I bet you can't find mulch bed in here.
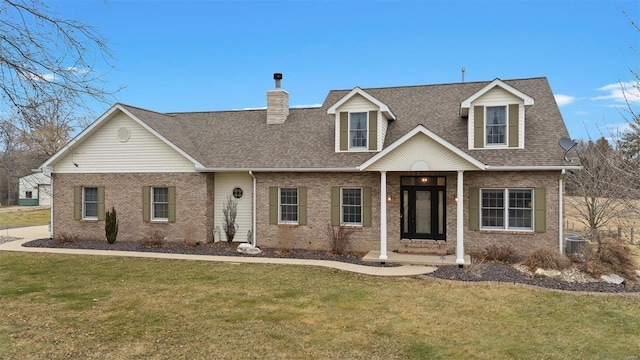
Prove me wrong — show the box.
[21,238,640,293]
[22,238,395,267]
[427,263,640,293]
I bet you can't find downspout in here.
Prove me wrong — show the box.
[50,174,53,239]
[249,171,257,247]
[558,169,565,255]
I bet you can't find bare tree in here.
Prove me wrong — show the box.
[566,138,629,249]
[0,0,119,111]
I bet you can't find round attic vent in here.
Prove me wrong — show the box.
[117,127,131,142]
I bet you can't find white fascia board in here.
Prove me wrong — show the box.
[38,104,123,170]
[327,87,396,120]
[460,79,535,110]
[195,167,360,172]
[359,125,486,171]
[117,106,205,169]
[484,165,583,171]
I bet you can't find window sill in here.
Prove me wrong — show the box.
[151,220,169,224]
[478,229,535,235]
[81,218,99,222]
[277,223,299,227]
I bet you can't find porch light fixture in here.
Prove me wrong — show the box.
[420,177,428,183]
[387,195,392,202]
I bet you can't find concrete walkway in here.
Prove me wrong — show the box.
[0,225,436,277]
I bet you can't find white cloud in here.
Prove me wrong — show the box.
[23,72,55,82]
[291,103,322,108]
[592,81,640,104]
[554,94,575,106]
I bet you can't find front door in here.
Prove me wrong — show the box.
[401,176,446,240]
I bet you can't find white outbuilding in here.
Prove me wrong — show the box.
[18,173,51,206]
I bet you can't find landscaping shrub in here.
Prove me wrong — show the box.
[55,232,78,245]
[105,207,119,244]
[143,230,166,248]
[327,224,354,256]
[523,248,572,271]
[577,238,638,281]
[222,196,238,243]
[183,227,198,247]
[477,244,519,264]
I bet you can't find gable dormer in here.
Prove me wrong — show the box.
[461,79,534,150]
[327,87,395,152]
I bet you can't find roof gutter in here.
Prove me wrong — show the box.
[195,167,360,172]
[484,165,582,171]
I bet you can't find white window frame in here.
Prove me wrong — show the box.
[480,188,533,231]
[83,186,98,220]
[485,105,508,146]
[278,187,299,224]
[341,187,363,226]
[348,112,368,149]
[151,186,169,221]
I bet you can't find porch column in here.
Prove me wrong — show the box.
[456,170,465,265]
[379,171,388,260]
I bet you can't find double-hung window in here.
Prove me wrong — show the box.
[279,187,299,224]
[152,187,169,221]
[349,112,368,149]
[486,106,506,145]
[83,187,98,219]
[481,189,532,230]
[341,188,362,225]
[25,191,33,199]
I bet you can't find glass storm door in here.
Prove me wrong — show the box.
[401,177,446,240]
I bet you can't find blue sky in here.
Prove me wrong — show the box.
[55,0,639,141]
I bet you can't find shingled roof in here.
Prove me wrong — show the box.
[120,77,571,170]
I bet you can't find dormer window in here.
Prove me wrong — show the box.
[486,106,506,145]
[349,112,368,149]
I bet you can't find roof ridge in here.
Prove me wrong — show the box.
[167,107,319,115]
[330,76,548,92]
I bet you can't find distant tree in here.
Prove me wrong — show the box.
[0,0,119,111]
[566,138,628,249]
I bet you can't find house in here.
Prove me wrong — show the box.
[18,173,51,206]
[37,74,581,264]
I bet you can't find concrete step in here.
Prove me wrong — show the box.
[397,240,449,255]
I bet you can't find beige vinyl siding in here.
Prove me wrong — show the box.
[214,173,253,242]
[469,87,525,149]
[366,132,479,171]
[54,112,196,173]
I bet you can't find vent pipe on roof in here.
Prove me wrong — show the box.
[267,73,289,124]
[461,67,466,83]
[274,73,283,88]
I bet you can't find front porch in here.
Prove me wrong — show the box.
[363,250,471,266]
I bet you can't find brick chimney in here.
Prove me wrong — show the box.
[267,73,289,124]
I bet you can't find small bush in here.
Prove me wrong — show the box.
[105,206,119,244]
[55,232,78,245]
[277,226,294,254]
[523,248,572,271]
[578,238,638,281]
[183,227,198,247]
[327,224,354,256]
[143,230,166,248]
[477,244,519,264]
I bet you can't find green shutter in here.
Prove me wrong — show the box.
[368,110,378,151]
[74,186,82,220]
[168,186,176,223]
[474,106,484,148]
[508,104,519,147]
[469,187,480,231]
[298,187,307,225]
[362,187,372,227]
[269,187,278,225]
[340,112,348,151]
[97,186,105,221]
[142,186,150,222]
[331,187,340,226]
[534,187,546,233]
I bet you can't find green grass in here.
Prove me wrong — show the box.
[0,208,50,227]
[1,253,639,359]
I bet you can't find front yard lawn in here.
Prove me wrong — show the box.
[1,253,638,359]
